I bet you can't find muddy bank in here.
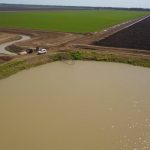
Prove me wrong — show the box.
[0,50,150,80]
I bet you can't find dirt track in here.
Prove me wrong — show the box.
[0,29,83,51]
[0,35,30,55]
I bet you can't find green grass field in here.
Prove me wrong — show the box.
[0,10,149,33]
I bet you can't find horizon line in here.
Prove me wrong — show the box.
[0,3,150,9]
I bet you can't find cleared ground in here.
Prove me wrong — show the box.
[0,32,20,44]
[94,16,150,51]
[0,10,149,33]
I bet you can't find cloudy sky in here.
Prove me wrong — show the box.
[0,0,150,8]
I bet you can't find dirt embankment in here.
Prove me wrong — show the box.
[0,55,13,63]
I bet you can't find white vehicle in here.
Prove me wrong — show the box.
[37,48,47,55]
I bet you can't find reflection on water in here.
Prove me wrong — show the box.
[0,61,150,150]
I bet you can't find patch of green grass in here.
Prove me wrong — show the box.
[0,10,149,33]
[0,60,26,79]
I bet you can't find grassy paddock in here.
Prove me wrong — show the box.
[0,50,150,80]
[0,10,149,33]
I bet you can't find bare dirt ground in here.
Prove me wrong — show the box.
[0,32,20,44]
[0,14,150,63]
[0,29,83,62]
[94,16,150,51]
[0,28,83,50]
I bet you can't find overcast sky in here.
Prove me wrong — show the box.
[0,0,150,8]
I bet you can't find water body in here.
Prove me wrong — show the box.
[0,61,150,150]
[0,35,30,55]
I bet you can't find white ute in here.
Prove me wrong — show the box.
[37,48,47,55]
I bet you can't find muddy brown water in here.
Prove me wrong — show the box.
[0,61,150,150]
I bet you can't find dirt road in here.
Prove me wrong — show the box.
[0,35,30,55]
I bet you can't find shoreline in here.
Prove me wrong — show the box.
[0,50,150,80]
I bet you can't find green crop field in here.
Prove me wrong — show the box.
[0,10,149,33]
